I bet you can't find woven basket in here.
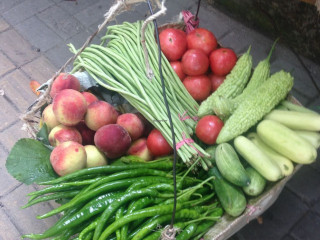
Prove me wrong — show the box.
[21,1,302,239]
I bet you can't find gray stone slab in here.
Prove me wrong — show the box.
[15,16,63,52]
[66,27,97,49]
[21,55,57,84]
[57,0,101,15]
[236,188,308,240]
[0,50,15,76]
[291,211,320,240]
[74,0,113,28]
[1,184,58,237]
[44,42,73,69]
[0,69,39,113]
[37,4,85,40]
[0,29,40,66]
[0,121,30,153]
[0,0,22,13]
[0,95,20,132]
[2,0,54,26]
[286,166,320,205]
[0,208,21,240]
[0,146,21,196]
[0,16,10,32]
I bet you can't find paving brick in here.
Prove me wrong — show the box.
[44,42,73,69]
[0,0,22,13]
[0,95,20,132]
[289,89,310,106]
[37,5,85,40]
[66,28,98,49]
[57,0,101,15]
[15,16,63,52]
[0,208,21,240]
[291,211,320,240]
[0,50,15,76]
[0,145,21,196]
[300,56,320,90]
[281,235,297,240]
[2,0,54,26]
[1,184,58,236]
[0,17,10,32]
[74,0,113,28]
[306,96,320,113]
[310,149,320,174]
[236,188,308,240]
[21,55,57,84]
[286,166,320,205]
[313,199,320,215]
[0,69,39,113]
[0,29,39,66]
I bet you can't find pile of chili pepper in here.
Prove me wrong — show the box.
[21,156,222,240]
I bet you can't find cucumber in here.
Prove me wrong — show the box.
[208,167,247,217]
[234,136,283,181]
[257,120,317,164]
[295,130,320,149]
[205,145,218,164]
[215,143,250,187]
[264,110,320,131]
[242,167,266,197]
[247,133,294,176]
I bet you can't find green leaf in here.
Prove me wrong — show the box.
[6,138,58,185]
[36,123,50,146]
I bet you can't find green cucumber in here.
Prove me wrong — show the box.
[208,167,247,217]
[295,130,320,149]
[247,132,294,177]
[234,136,283,181]
[215,143,250,187]
[242,167,266,197]
[257,120,317,164]
[264,110,320,131]
[205,145,218,165]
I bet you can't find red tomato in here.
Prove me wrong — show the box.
[209,48,237,76]
[183,75,211,102]
[208,73,226,92]
[147,129,173,157]
[159,28,187,61]
[187,28,218,55]
[170,61,186,81]
[181,49,209,76]
[195,115,224,145]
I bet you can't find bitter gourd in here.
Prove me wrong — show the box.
[216,70,294,143]
[197,46,252,117]
[212,40,278,119]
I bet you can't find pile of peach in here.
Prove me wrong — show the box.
[42,73,154,176]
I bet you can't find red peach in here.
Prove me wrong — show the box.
[75,121,95,145]
[84,145,108,168]
[94,124,131,159]
[50,73,81,98]
[50,141,87,176]
[42,104,60,132]
[135,112,153,137]
[48,124,82,147]
[82,92,99,106]
[84,101,118,131]
[53,89,87,126]
[127,138,153,161]
[116,113,145,141]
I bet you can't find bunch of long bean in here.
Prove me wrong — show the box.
[70,21,211,170]
[22,156,222,240]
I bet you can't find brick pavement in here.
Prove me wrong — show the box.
[0,1,319,239]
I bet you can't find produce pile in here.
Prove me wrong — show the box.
[6,17,320,240]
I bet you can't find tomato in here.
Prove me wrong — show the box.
[195,115,224,145]
[159,28,187,61]
[187,28,218,55]
[208,73,226,92]
[181,49,209,76]
[209,48,237,76]
[183,75,211,102]
[170,61,186,81]
[146,129,173,157]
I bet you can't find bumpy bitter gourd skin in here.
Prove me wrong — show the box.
[197,46,253,117]
[216,70,294,144]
